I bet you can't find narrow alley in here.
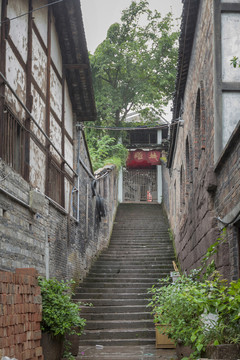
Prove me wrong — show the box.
[75,203,177,360]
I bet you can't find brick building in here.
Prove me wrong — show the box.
[165,0,240,280]
[0,0,118,282]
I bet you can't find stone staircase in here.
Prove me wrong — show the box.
[75,203,175,347]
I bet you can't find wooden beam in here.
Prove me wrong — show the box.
[0,0,8,160]
[61,67,65,208]
[24,0,33,182]
[45,6,52,197]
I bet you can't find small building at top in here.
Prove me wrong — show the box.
[118,112,169,203]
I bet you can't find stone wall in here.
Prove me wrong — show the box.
[166,0,239,280]
[0,158,118,283]
[0,268,43,360]
[162,162,170,214]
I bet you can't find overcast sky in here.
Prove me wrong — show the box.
[81,0,183,53]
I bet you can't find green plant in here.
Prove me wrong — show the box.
[87,134,128,171]
[148,229,240,359]
[38,277,86,337]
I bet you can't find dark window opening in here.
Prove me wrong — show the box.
[0,105,26,178]
[162,127,168,140]
[195,89,201,169]
[48,158,63,206]
[185,136,193,194]
[129,130,157,145]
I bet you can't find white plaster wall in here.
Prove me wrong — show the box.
[64,178,73,214]
[32,31,47,95]
[7,0,28,63]
[5,46,26,120]
[65,136,74,172]
[51,16,63,75]
[157,165,162,203]
[50,66,62,119]
[118,167,123,203]
[222,92,240,147]
[50,114,62,162]
[31,86,46,145]
[222,13,240,82]
[29,139,46,192]
[33,0,48,47]
[65,81,73,137]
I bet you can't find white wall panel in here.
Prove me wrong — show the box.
[7,0,28,63]
[31,86,46,145]
[29,139,46,192]
[50,66,62,119]
[5,46,26,120]
[51,17,62,75]
[222,92,240,148]
[50,113,62,162]
[32,31,47,96]
[64,80,73,137]
[222,13,240,82]
[32,0,48,47]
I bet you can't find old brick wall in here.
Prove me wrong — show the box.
[166,0,240,281]
[167,0,226,275]
[0,156,118,283]
[0,268,43,360]
[214,129,240,280]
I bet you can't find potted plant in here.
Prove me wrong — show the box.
[148,233,240,360]
[39,277,86,360]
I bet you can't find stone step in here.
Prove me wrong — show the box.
[78,338,155,347]
[83,275,168,283]
[79,282,158,289]
[85,273,169,280]
[91,259,173,270]
[80,305,149,313]
[74,292,151,300]
[76,203,175,349]
[76,345,176,360]
[80,328,155,341]
[78,298,150,307]
[76,287,153,294]
[82,312,153,321]
[85,319,154,330]
[88,269,172,276]
[94,256,174,262]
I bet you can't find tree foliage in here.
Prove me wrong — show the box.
[86,0,179,170]
[90,0,179,126]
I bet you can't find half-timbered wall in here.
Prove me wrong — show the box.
[0,0,118,284]
[1,0,75,209]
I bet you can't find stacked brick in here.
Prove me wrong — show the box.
[0,268,43,360]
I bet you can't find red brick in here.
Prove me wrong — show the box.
[0,337,7,348]
[27,331,34,341]
[22,349,32,360]
[33,330,42,340]
[35,347,43,356]
[0,271,9,283]
[34,340,41,347]
[0,294,7,304]
[16,268,38,277]
[9,344,16,357]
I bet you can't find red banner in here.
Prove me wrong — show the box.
[126,150,161,168]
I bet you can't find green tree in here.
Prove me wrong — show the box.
[86,0,179,170]
[90,0,179,126]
